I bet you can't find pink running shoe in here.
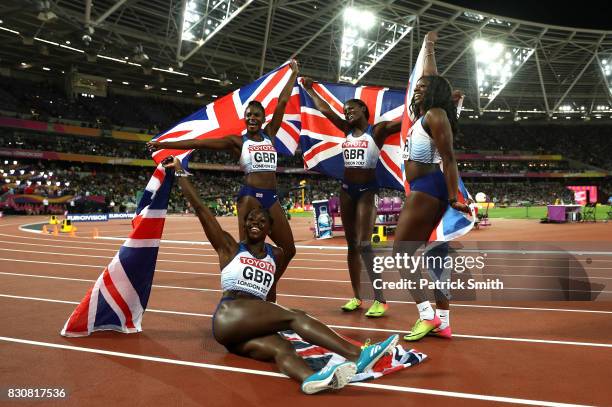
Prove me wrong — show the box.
[428,325,452,339]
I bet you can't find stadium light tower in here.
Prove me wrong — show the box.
[599,56,612,99]
[177,0,253,64]
[473,38,534,112]
[338,6,412,84]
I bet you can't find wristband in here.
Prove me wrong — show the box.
[175,170,192,177]
[448,198,457,206]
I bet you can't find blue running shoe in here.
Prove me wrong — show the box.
[301,361,357,395]
[356,334,399,373]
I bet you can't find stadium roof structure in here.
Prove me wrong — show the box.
[1,0,611,120]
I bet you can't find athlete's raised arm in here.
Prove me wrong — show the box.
[302,77,350,133]
[162,156,238,263]
[265,60,299,138]
[147,135,242,156]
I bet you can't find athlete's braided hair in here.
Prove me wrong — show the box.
[409,75,459,136]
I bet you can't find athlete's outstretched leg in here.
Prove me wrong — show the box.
[230,334,313,381]
[214,300,361,361]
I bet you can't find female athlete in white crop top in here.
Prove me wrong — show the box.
[147,60,299,302]
[163,155,400,395]
[393,32,470,343]
[302,78,401,318]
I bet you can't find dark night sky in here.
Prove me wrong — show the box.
[442,0,611,30]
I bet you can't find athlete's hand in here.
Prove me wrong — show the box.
[452,90,464,106]
[425,31,438,44]
[146,141,163,152]
[451,201,471,214]
[289,59,299,74]
[302,77,314,90]
[162,156,184,173]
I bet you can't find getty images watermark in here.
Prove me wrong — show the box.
[371,251,503,291]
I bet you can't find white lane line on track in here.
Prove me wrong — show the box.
[0,248,348,270]
[17,223,351,251]
[0,294,212,317]
[6,229,612,262]
[3,238,612,267]
[1,266,612,314]
[2,247,611,274]
[0,240,349,262]
[0,335,592,407]
[2,257,612,285]
[19,223,612,256]
[2,293,612,349]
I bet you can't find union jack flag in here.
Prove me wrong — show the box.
[61,165,174,336]
[299,82,405,189]
[300,39,473,241]
[150,63,302,167]
[281,331,427,382]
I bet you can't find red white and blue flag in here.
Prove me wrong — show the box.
[149,63,301,167]
[300,39,473,241]
[61,39,472,336]
[281,331,427,382]
[61,165,174,336]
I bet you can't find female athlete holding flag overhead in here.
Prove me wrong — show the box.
[395,32,470,341]
[163,155,399,395]
[301,78,401,318]
[147,60,299,303]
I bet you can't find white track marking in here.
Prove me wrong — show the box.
[2,293,612,348]
[4,240,612,268]
[1,265,612,314]
[0,294,211,318]
[0,335,593,406]
[2,257,612,286]
[0,248,348,269]
[8,227,612,259]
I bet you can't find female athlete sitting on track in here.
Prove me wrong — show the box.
[394,32,470,342]
[147,61,299,303]
[301,79,401,318]
[163,155,399,395]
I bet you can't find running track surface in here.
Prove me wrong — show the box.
[1,215,611,407]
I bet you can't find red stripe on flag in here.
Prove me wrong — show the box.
[153,149,191,164]
[303,114,344,137]
[297,347,333,358]
[380,150,402,180]
[359,86,381,125]
[314,83,343,113]
[155,130,192,142]
[152,167,165,183]
[303,141,337,163]
[429,226,438,241]
[256,67,290,106]
[129,217,165,239]
[64,286,94,334]
[102,268,135,329]
[280,121,299,143]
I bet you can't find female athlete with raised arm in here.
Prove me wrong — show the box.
[301,79,401,317]
[148,61,299,302]
[163,156,399,394]
[395,33,470,341]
